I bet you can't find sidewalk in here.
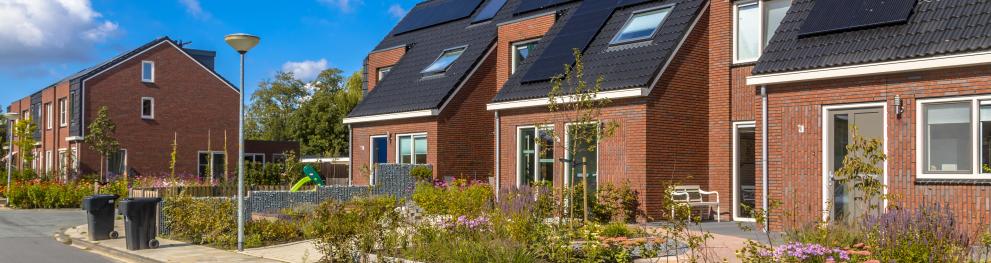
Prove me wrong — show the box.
[63,221,281,263]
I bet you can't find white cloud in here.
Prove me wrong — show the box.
[388,4,408,19]
[0,0,119,70]
[282,59,329,81]
[178,0,210,20]
[318,0,363,13]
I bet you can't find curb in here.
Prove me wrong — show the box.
[58,228,163,263]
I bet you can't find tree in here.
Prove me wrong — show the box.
[543,49,619,223]
[85,106,120,181]
[12,117,38,172]
[294,69,364,156]
[0,109,7,169]
[245,71,309,141]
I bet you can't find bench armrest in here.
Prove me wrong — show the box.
[699,190,719,203]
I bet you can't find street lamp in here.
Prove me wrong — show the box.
[4,112,18,198]
[225,33,259,252]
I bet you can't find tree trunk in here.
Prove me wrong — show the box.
[582,157,589,223]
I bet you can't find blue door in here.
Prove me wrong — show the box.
[371,137,388,185]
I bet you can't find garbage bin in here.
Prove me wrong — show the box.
[119,197,162,250]
[81,194,119,241]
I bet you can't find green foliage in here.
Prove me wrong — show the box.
[309,196,406,262]
[411,180,493,217]
[162,195,308,249]
[6,177,126,209]
[246,71,308,142]
[784,222,864,249]
[599,222,635,238]
[85,106,120,179]
[12,117,37,170]
[596,183,640,223]
[832,125,887,222]
[409,166,433,182]
[244,152,301,185]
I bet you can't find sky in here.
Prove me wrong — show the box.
[0,0,415,109]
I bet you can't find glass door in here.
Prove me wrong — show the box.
[827,107,883,223]
[734,123,756,220]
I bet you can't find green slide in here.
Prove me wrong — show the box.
[290,165,326,192]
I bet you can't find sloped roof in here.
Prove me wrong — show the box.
[492,0,707,102]
[753,0,991,75]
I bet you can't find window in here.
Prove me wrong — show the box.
[198,151,226,178]
[733,0,791,63]
[611,7,672,44]
[245,153,265,165]
[45,150,52,173]
[566,123,599,192]
[58,149,67,171]
[107,149,127,176]
[377,66,393,81]
[511,39,539,74]
[397,134,427,164]
[58,98,67,127]
[917,96,991,180]
[141,97,154,119]
[518,126,554,186]
[422,47,466,75]
[45,103,53,130]
[142,61,155,82]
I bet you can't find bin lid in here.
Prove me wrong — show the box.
[82,194,119,211]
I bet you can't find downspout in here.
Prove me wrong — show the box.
[494,111,501,198]
[348,124,353,186]
[760,86,769,232]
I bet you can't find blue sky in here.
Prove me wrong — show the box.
[0,0,414,109]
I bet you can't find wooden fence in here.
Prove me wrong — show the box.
[130,185,316,198]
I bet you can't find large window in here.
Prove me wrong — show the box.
[518,126,554,186]
[610,7,672,44]
[734,0,791,63]
[566,123,599,192]
[917,97,991,180]
[511,39,539,74]
[422,47,466,75]
[142,61,155,82]
[45,103,53,130]
[107,149,127,176]
[58,98,67,127]
[397,134,427,164]
[198,151,226,178]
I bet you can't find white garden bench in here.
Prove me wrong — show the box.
[671,185,720,222]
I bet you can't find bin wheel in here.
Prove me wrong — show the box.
[109,231,119,239]
[148,239,160,249]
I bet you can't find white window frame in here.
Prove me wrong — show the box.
[396,133,428,165]
[915,95,991,180]
[58,98,67,127]
[141,97,155,120]
[57,148,67,170]
[732,0,790,64]
[106,149,127,176]
[245,153,266,166]
[141,61,155,83]
[45,150,52,173]
[198,151,226,178]
[369,135,388,185]
[377,66,393,81]
[609,5,674,45]
[516,125,554,187]
[821,102,888,221]
[732,121,757,222]
[563,122,601,187]
[511,39,540,74]
[45,103,53,130]
[421,46,467,75]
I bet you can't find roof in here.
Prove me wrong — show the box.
[492,0,707,102]
[753,0,991,75]
[348,0,508,118]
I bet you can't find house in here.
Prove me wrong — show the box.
[743,0,991,231]
[6,37,287,180]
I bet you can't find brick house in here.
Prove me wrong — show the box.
[5,37,283,180]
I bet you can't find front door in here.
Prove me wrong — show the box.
[733,123,756,220]
[371,136,388,184]
[826,107,883,223]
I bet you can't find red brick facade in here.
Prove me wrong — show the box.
[365,46,406,93]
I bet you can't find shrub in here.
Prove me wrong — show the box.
[409,166,433,182]
[785,222,864,249]
[597,183,640,223]
[862,204,972,262]
[599,222,635,238]
[309,196,406,262]
[6,179,124,209]
[162,195,307,249]
[412,179,493,217]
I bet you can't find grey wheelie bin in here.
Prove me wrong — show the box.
[81,194,120,241]
[120,197,162,250]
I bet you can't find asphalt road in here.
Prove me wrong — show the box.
[0,209,116,263]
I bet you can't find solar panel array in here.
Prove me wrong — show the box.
[798,0,917,37]
[393,0,485,35]
[520,0,658,83]
[514,0,576,14]
[472,0,508,23]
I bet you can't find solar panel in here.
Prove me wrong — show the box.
[472,0,508,23]
[798,0,917,37]
[393,0,484,35]
[514,0,576,15]
[520,0,619,82]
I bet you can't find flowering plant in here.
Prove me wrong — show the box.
[439,215,491,232]
[760,242,849,263]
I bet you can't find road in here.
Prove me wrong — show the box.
[0,209,116,263]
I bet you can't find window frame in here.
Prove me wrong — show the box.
[141,97,155,120]
[377,66,393,81]
[369,135,389,186]
[396,133,428,165]
[45,103,53,130]
[915,95,991,180]
[421,46,468,75]
[511,39,540,74]
[198,151,226,178]
[732,0,791,64]
[58,98,67,127]
[45,150,52,173]
[516,125,555,187]
[563,122,601,187]
[609,5,674,45]
[141,61,155,83]
[107,149,127,176]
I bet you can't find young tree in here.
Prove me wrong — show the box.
[13,117,38,173]
[833,126,886,223]
[543,49,619,223]
[85,106,120,181]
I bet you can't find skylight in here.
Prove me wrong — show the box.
[610,7,672,44]
[422,47,466,75]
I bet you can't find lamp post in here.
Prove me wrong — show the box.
[4,112,18,198]
[225,33,259,252]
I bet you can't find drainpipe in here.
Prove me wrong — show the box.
[348,124,353,186]
[761,86,769,233]
[494,111,501,198]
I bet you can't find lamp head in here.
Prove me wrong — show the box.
[224,33,260,53]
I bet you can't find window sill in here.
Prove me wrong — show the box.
[916,176,991,185]
[141,117,155,120]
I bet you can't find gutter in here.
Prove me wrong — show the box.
[494,111,501,198]
[761,86,769,232]
[348,124,353,186]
